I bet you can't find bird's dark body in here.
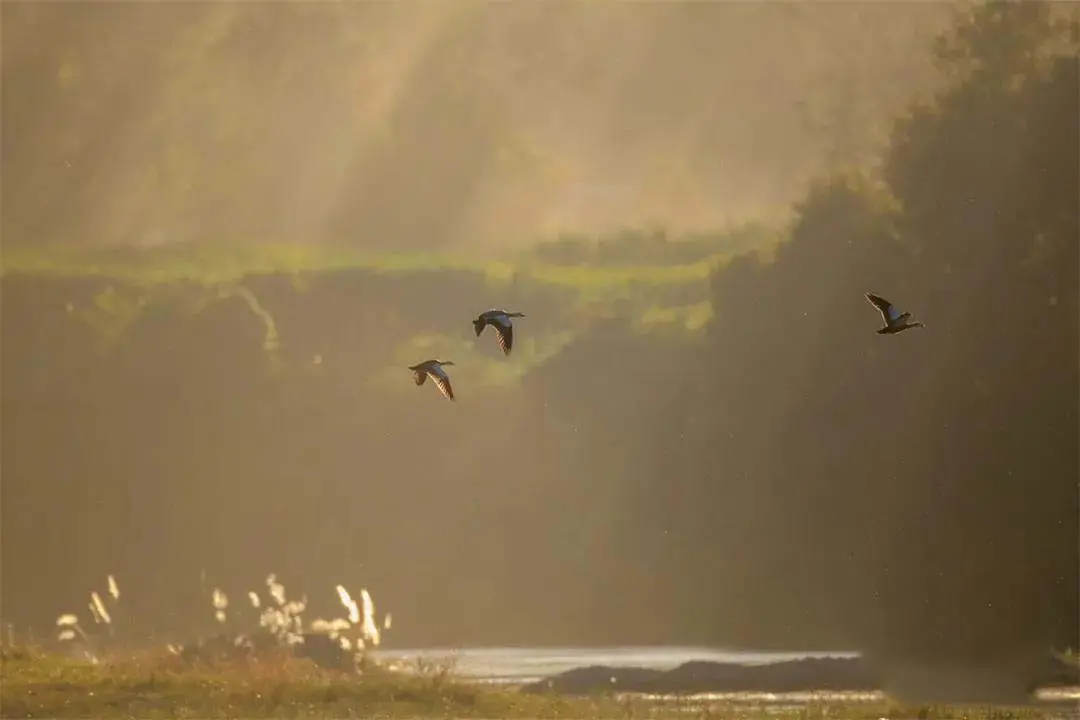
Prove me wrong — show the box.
[865,292,925,334]
[408,359,455,401]
[473,309,524,356]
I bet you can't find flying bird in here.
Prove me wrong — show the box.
[408,359,456,401]
[473,309,525,356]
[865,292,925,334]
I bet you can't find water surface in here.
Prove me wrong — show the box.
[368,645,1080,715]
[370,646,859,684]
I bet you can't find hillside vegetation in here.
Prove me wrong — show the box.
[1,224,775,390]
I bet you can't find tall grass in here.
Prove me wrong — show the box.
[46,571,392,673]
[1,570,660,718]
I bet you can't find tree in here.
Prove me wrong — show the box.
[639,0,1078,660]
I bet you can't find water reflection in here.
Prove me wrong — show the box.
[372,645,858,683]
[368,646,1080,715]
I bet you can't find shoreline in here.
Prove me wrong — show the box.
[5,643,1079,720]
[369,647,1080,705]
[512,655,1080,705]
[34,637,1080,704]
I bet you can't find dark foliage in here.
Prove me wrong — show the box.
[614,0,1078,668]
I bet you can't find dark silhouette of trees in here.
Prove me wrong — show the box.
[620,0,1078,663]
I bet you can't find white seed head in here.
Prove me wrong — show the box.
[107,575,120,601]
[211,588,229,610]
[336,585,360,624]
[267,574,286,606]
[360,589,380,646]
[90,591,112,625]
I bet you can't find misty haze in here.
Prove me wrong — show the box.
[1,0,1077,711]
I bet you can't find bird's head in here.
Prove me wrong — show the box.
[438,360,456,367]
[508,312,526,318]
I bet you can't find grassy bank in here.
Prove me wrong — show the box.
[0,646,1064,720]
[0,645,643,719]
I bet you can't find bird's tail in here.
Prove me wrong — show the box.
[473,318,486,337]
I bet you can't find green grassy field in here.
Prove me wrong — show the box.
[1,645,641,720]
[0,645,1065,720]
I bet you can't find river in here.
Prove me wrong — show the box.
[370,645,860,685]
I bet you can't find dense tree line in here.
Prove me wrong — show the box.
[533,0,1078,663]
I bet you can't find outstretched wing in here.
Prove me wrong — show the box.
[429,370,455,401]
[493,322,513,356]
[865,293,896,323]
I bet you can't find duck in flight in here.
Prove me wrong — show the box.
[408,359,456,401]
[865,292,925,334]
[473,309,525,356]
